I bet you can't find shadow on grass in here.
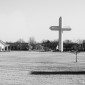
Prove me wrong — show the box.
[31,71,85,75]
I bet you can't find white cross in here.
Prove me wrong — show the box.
[49,16,71,52]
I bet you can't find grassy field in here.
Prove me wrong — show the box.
[0,51,85,85]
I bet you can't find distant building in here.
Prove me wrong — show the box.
[0,40,9,51]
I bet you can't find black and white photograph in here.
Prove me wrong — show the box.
[0,0,85,85]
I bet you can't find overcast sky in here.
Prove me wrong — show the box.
[0,0,85,42]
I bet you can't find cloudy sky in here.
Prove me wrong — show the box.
[0,0,85,42]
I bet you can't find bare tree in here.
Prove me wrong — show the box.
[29,37,36,45]
[28,37,36,50]
[71,43,81,62]
[16,38,25,43]
[64,40,72,44]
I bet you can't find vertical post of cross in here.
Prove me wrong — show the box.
[59,17,63,52]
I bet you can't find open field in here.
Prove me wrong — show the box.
[0,51,85,85]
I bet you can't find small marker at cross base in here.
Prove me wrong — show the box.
[49,16,71,52]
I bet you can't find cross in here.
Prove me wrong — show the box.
[49,16,71,52]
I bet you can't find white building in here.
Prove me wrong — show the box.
[0,40,9,51]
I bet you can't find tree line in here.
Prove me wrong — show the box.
[6,38,85,52]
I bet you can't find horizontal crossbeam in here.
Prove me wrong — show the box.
[62,28,71,31]
[49,26,60,30]
[50,26,71,31]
